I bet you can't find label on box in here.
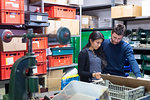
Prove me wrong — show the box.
[10,15,15,18]
[33,66,38,74]
[12,3,19,8]
[33,41,40,48]
[37,16,42,21]
[6,2,19,8]
[6,57,14,65]
[82,18,88,24]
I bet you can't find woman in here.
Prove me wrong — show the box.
[78,31,107,82]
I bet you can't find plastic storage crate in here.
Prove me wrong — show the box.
[0,65,11,80]
[25,21,50,27]
[34,62,47,75]
[50,47,73,56]
[25,12,48,22]
[61,74,79,89]
[27,37,48,50]
[33,49,46,63]
[0,10,24,25]
[141,55,150,60]
[52,81,109,100]
[48,54,72,67]
[0,0,24,10]
[0,51,25,66]
[44,6,76,19]
[93,80,145,100]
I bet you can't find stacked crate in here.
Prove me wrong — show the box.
[0,35,26,80]
[0,0,24,25]
[26,37,48,75]
[70,37,80,69]
[48,47,73,68]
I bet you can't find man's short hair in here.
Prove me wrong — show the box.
[112,24,126,35]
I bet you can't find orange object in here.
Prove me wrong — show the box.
[34,49,46,63]
[44,6,76,19]
[0,10,24,25]
[0,0,24,10]
[35,62,47,75]
[0,65,11,80]
[49,44,68,48]
[27,37,48,50]
[48,55,72,67]
[0,51,25,66]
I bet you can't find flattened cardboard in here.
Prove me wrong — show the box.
[101,74,150,93]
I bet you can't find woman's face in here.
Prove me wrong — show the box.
[90,38,103,50]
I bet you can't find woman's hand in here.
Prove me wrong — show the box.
[92,72,101,79]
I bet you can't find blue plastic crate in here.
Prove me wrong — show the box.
[61,76,79,89]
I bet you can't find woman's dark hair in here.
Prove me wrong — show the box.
[83,31,107,69]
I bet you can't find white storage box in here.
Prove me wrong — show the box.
[52,81,110,100]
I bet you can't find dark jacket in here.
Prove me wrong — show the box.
[78,48,93,82]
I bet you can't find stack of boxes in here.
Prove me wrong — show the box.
[26,37,48,75]
[0,35,26,80]
[70,37,80,64]
[111,5,142,19]
[0,0,24,25]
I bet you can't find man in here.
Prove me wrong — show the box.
[102,24,141,78]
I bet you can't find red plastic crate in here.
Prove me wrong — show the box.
[0,0,24,10]
[0,65,11,80]
[33,49,46,63]
[49,44,68,48]
[27,37,48,50]
[0,51,25,66]
[34,62,47,75]
[48,54,72,67]
[0,9,24,25]
[44,6,76,19]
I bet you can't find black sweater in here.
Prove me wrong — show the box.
[78,48,93,82]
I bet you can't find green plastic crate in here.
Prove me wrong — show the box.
[50,47,73,56]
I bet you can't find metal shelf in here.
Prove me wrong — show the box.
[133,47,150,51]
[0,80,9,84]
[113,16,150,21]
[48,63,78,70]
[81,3,122,11]
[71,35,80,37]
[82,27,112,31]
[30,0,79,8]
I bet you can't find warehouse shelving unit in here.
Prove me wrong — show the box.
[81,2,122,32]
[29,0,80,70]
[48,63,78,70]
[112,0,150,75]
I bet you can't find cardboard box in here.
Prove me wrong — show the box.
[30,0,56,3]
[71,19,79,35]
[0,37,26,52]
[45,20,56,34]
[111,5,142,18]
[55,0,67,4]
[111,6,123,18]
[47,70,63,91]
[122,5,142,17]
[61,19,79,35]
[82,15,91,28]
[142,0,150,16]
[45,19,79,35]
[101,74,150,93]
